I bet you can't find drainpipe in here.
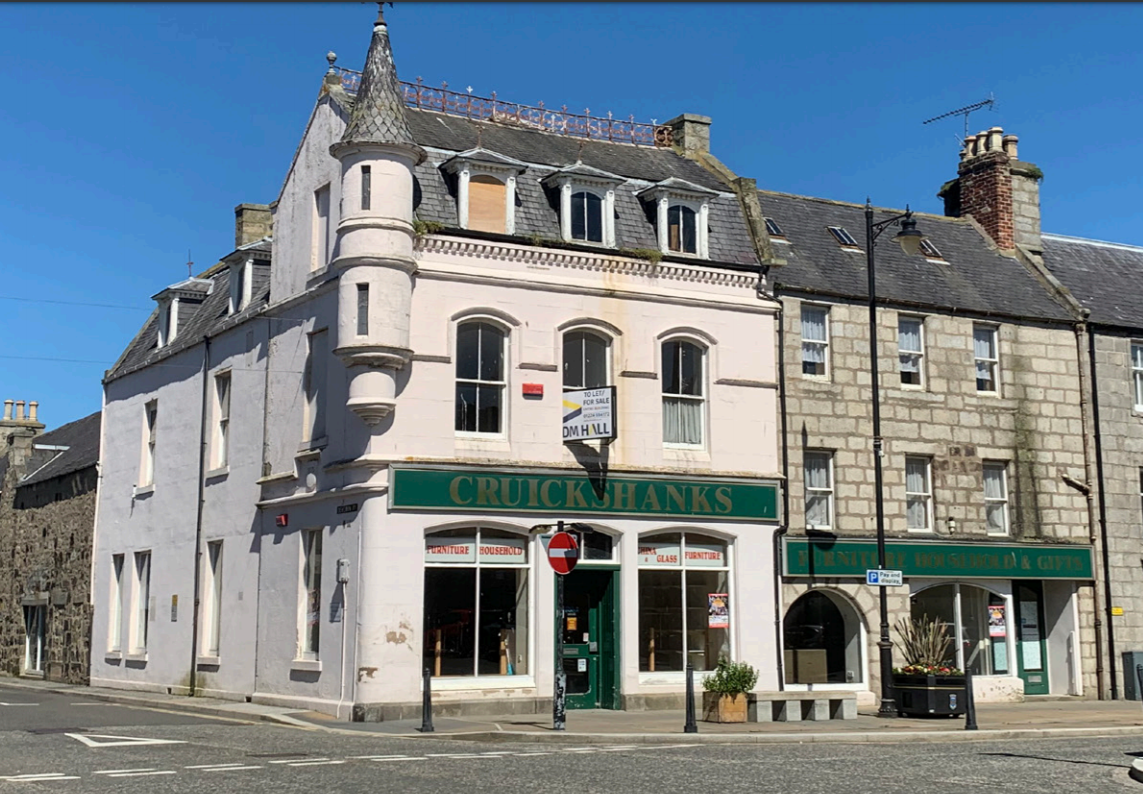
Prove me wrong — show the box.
[1087,321,1118,699]
[189,335,211,696]
[772,291,790,690]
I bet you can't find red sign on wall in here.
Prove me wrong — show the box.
[547,532,579,575]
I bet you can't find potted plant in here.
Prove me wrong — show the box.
[891,614,966,718]
[701,657,758,723]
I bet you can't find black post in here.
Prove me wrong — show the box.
[554,521,566,731]
[867,200,897,719]
[419,666,434,733]
[964,665,977,731]
[684,663,698,733]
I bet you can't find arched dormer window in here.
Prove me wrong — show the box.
[443,149,527,236]
[638,178,719,259]
[543,164,623,247]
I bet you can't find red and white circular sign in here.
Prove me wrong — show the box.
[547,531,579,575]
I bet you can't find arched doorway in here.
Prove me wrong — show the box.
[783,590,863,685]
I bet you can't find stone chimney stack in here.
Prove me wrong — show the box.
[666,113,712,156]
[938,126,1043,255]
[1,397,46,471]
[234,203,272,248]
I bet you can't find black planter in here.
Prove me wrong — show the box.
[892,673,967,717]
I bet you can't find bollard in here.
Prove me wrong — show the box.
[963,665,977,731]
[684,663,698,733]
[420,666,434,733]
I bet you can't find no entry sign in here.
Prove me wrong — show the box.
[547,531,579,575]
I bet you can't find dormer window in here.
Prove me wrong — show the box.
[638,178,718,259]
[152,278,211,348]
[543,164,623,248]
[443,149,527,236]
[157,298,178,348]
[229,258,252,315]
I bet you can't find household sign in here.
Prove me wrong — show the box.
[866,569,903,586]
[548,532,579,575]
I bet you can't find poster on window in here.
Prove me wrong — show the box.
[477,537,527,564]
[988,605,1006,638]
[685,543,726,568]
[424,538,476,564]
[638,540,681,567]
[708,593,729,629]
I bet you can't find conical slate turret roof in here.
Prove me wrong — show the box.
[338,5,420,155]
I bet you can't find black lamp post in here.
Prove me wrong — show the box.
[865,198,925,719]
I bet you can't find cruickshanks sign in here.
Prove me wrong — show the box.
[390,465,780,522]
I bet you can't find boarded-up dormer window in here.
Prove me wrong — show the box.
[468,175,507,234]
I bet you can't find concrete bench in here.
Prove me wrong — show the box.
[747,691,858,722]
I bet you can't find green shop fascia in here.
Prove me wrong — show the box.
[782,536,1094,580]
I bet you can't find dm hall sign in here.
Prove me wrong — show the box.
[390,465,780,522]
[783,537,1094,581]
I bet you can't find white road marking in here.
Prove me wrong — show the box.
[0,773,73,780]
[202,766,262,773]
[349,755,413,760]
[285,760,346,767]
[424,753,494,759]
[478,751,517,756]
[0,702,37,707]
[107,770,177,778]
[94,769,158,775]
[185,763,248,770]
[368,758,425,763]
[268,757,327,764]
[68,703,103,707]
[512,752,553,756]
[66,733,186,748]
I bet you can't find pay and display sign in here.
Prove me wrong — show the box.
[866,569,904,586]
[562,386,617,443]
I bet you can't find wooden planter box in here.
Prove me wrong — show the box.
[892,674,966,717]
[702,692,749,723]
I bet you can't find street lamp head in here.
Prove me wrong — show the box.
[893,210,926,256]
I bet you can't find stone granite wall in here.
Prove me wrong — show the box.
[780,295,1097,697]
[0,466,96,684]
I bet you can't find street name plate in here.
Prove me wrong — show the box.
[866,569,903,586]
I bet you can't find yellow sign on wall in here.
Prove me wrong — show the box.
[1112,606,1125,616]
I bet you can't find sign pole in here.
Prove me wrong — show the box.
[554,521,566,731]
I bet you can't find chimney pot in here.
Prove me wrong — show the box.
[1002,134,1019,159]
[28,401,38,422]
[15,400,25,421]
[987,127,1004,153]
[2,400,12,421]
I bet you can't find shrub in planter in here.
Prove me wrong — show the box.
[701,657,758,723]
[891,614,965,717]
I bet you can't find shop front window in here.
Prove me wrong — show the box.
[783,590,863,685]
[424,528,529,677]
[638,532,730,673]
[910,584,1009,676]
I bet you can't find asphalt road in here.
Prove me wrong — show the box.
[2,684,1142,793]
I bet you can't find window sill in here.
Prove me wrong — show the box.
[291,659,322,673]
[125,652,148,663]
[133,484,155,498]
[20,670,45,679]
[456,435,511,452]
[104,651,123,662]
[664,446,710,461]
[196,655,221,667]
[298,436,328,454]
[257,471,296,485]
[799,375,833,386]
[639,671,691,686]
[430,675,536,692]
[205,466,229,481]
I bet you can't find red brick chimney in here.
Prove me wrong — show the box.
[938,127,1042,255]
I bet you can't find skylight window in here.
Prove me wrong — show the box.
[920,238,945,260]
[765,218,786,238]
[827,226,860,247]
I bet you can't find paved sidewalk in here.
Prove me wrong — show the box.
[6,674,1143,744]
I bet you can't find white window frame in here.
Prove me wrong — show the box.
[455,320,509,438]
[202,541,223,659]
[661,337,706,450]
[312,183,332,271]
[423,527,533,684]
[140,400,158,487]
[298,529,323,661]
[212,371,231,470]
[898,315,925,389]
[157,298,178,348]
[800,304,830,379]
[974,324,1000,394]
[562,329,612,391]
[637,531,734,682]
[109,554,125,653]
[983,461,1010,536]
[132,550,151,654]
[905,456,933,533]
[1132,342,1143,411]
[446,158,524,236]
[559,182,617,247]
[804,450,835,531]
[229,257,252,315]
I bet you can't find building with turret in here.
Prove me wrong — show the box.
[89,8,784,719]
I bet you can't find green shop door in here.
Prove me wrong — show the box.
[561,569,619,710]
[1015,581,1050,695]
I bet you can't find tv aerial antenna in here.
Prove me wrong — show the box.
[923,94,996,145]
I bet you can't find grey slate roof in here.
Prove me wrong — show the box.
[105,256,271,382]
[761,191,1073,322]
[339,10,418,152]
[19,411,101,487]
[401,108,758,266]
[1041,234,1143,328]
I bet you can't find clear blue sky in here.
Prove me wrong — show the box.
[3,2,1141,429]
